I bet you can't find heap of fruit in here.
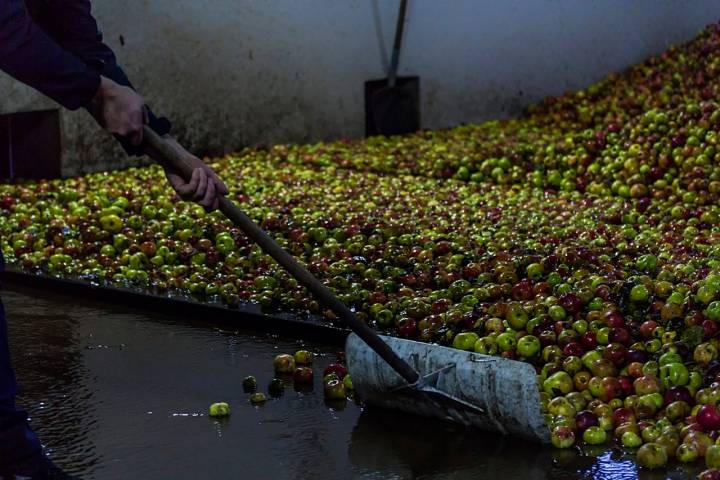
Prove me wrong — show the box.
[5,21,720,472]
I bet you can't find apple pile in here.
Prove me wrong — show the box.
[4,21,720,471]
[271,23,720,202]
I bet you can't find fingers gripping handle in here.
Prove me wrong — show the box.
[142,126,195,179]
[141,126,421,385]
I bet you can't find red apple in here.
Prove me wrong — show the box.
[323,363,348,379]
[293,367,314,384]
[612,407,636,426]
[698,404,720,432]
[639,320,659,339]
[575,410,599,432]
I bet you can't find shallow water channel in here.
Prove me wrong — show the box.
[2,284,706,479]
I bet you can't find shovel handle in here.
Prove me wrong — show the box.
[387,0,408,88]
[142,126,420,384]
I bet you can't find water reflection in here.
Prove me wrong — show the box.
[349,408,553,479]
[5,289,99,477]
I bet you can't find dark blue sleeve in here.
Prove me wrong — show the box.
[0,0,101,110]
[37,0,171,155]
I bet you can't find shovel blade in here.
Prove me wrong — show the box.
[364,76,420,137]
[345,333,550,443]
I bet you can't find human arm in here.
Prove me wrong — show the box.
[28,0,228,208]
[32,0,170,149]
[0,0,101,110]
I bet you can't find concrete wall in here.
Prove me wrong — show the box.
[1,0,719,176]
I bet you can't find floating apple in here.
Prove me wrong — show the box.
[250,392,267,405]
[583,426,607,445]
[294,350,313,365]
[324,379,346,400]
[242,375,257,393]
[293,367,314,384]
[636,443,668,469]
[323,363,348,379]
[551,425,575,449]
[273,354,296,374]
[208,402,230,417]
[268,378,284,398]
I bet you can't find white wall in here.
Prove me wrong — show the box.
[1,1,719,175]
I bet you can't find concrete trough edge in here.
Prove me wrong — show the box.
[0,267,350,346]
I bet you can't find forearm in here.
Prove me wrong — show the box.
[0,0,100,110]
[40,0,171,153]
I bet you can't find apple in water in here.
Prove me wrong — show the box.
[323,363,348,379]
[273,354,296,373]
[550,426,575,449]
[636,443,668,469]
[250,392,267,405]
[208,402,230,417]
[324,379,347,400]
[242,375,257,392]
[293,367,314,384]
[294,350,314,365]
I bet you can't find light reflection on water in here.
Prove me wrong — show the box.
[2,284,703,479]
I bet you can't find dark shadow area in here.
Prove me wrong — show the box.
[0,110,61,181]
[365,76,420,137]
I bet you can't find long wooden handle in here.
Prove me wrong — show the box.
[387,0,408,88]
[142,126,420,384]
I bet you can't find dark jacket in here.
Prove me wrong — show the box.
[0,0,170,154]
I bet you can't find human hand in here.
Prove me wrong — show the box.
[90,76,147,145]
[159,136,229,211]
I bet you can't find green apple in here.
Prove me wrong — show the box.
[294,350,313,365]
[496,331,516,352]
[636,443,668,469]
[659,362,689,389]
[100,214,123,233]
[676,442,700,463]
[250,393,267,405]
[343,374,354,391]
[517,335,541,358]
[242,375,257,392]
[543,371,574,397]
[621,431,642,448]
[707,445,720,469]
[208,402,230,417]
[583,426,607,445]
[324,379,346,400]
[453,332,479,351]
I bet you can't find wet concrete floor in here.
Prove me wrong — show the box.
[2,284,704,479]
